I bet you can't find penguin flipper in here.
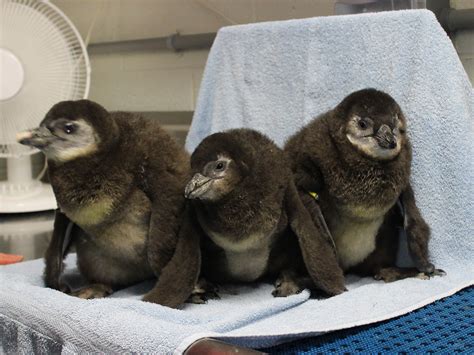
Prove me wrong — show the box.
[285,181,346,296]
[143,204,201,307]
[44,209,75,292]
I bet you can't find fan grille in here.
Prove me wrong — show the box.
[0,0,90,157]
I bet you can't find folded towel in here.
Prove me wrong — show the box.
[1,9,473,353]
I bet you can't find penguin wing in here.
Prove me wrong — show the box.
[292,154,325,193]
[44,209,76,292]
[400,184,440,274]
[143,203,201,307]
[285,181,346,296]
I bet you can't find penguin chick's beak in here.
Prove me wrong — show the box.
[185,173,213,199]
[16,127,53,149]
[375,124,397,150]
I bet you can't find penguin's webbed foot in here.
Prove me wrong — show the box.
[416,263,446,278]
[272,279,303,297]
[70,284,113,299]
[374,266,446,283]
[272,270,305,297]
[187,278,220,304]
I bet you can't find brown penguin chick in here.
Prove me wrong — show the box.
[17,100,199,307]
[285,88,445,282]
[184,128,345,300]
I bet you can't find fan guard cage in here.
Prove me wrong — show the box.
[0,0,90,157]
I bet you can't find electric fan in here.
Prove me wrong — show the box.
[0,0,90,213]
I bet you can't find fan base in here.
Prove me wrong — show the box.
[0,182,57,213]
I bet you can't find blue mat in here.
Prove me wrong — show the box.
[263,286,473,353]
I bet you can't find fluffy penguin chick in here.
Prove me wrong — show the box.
[285,88,445,282]
[17,100,199,307]
[185,128,345,299]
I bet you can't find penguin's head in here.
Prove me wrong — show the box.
[185,130,258,202]
[332,88,407,161]
[185,129,286,203]
[16,100,118,163]
[184,153,244,202]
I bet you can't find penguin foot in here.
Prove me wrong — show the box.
[272,280,303,297]
[70,284,113,299]
[187,278,220,304]
[272,272,304,297]
[374,266,445,283]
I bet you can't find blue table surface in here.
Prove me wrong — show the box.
[262,286,473,354]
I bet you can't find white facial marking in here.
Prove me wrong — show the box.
[345,113,403,160]
[54,143,99,162]
[46,119,100,162]
[346,133,401,160]
[346,134,377,155]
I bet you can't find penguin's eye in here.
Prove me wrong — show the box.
[63,123,76,134]
[215,161,226,171]
[358,119,368,129]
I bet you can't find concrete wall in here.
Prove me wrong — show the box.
[453,30,474,83]
[50,0,472,115]
[451,0,474,82]
[52,0,336,113]
[89,50,208,112]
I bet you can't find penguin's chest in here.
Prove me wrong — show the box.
[206,230,272,282]
[224,247,270,282]
[63,197,115,226]
[74,190,153,284]
[327,167,403,207]
[76,217,153,285]
[331,217,383,270]
[327,203,391,270]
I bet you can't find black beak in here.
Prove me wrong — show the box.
[16,127,53,149]
[375,124,397,150]
[185,173,212,199]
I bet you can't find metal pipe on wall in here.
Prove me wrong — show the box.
[439,9,474,32]
[87,33,217,54]
[87,9,473,55]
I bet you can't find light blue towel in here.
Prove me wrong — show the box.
[1,9,473,353]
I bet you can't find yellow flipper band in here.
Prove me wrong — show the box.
[308,191,319,200]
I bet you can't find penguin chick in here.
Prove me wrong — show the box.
[285,88,445,282]
[17,100,199,307]
[185,128,346,299]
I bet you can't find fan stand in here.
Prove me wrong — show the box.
[0,156,57,213]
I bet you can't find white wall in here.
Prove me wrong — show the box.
[50,0,472,114]
[453,30,474,83]
[451,1,474,82]
[89,50,208,112]
[52,0,336,41]
[52,0,336,112]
